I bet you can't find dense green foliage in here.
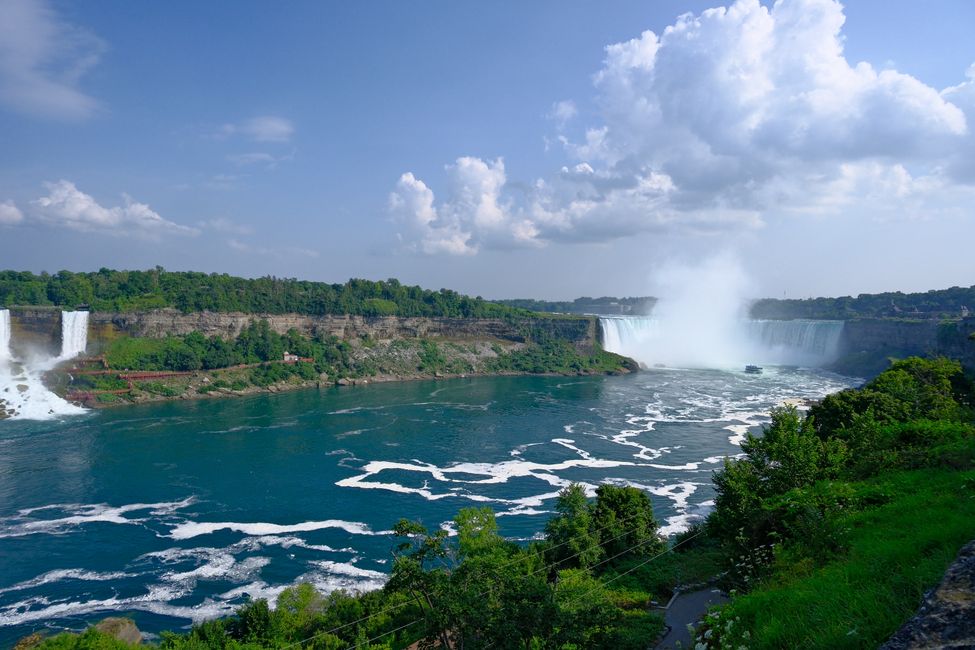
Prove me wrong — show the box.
[103,321,352,374]
[750,285,975,320]
[496,296,656,316]
[88,321,631,397]
[693,356,975,648]
[34,486,667,650]
[0,269,531,317]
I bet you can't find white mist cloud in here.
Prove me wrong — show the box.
[0,0,105,120]
[392,0,975,255]
[0,200,24,225]
[29,180,198,238]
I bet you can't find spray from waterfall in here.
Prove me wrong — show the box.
[0,309,87,421]
[598,255,844,369]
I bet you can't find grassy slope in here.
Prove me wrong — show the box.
[710,466,975,649]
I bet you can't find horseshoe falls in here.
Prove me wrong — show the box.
[599,316,844,368]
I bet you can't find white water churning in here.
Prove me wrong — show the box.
[600,316,844,369]
[0,310,87,420]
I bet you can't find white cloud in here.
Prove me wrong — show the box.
[29,180,198,237]
[220,116,295,143]
[0,200,24,225]
[548,100,577,128]
[391,0,975,254]
[0,0,104,120]
[390,158,544,255]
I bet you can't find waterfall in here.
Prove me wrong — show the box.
[59,311,89,360]
[600,316,844,369]
[0,309,10,361]
[745,320,844,364]
[0,309,87,420]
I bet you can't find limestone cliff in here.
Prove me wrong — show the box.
[5,307,599,353]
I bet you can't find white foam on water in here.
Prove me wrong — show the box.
[313,560,385,581]
[0,498,196,538]
[167,519,390,540]
[164,555,270,586]
[0,569,137,596]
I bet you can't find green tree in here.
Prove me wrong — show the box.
[544,484,603,570]
[592,484,664,560]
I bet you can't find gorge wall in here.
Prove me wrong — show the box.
[4,308,599,354]
[832,317,975,377]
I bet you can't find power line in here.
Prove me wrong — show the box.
[344,530,706,650]
[342,617,423,650]
[562,529,705,609]
[279,509,657,649]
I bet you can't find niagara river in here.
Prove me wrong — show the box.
[0,364,855,644]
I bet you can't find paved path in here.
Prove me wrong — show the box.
[655,588,728,649]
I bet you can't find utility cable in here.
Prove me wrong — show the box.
[279,509,656,649]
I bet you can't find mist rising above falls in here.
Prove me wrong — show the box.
[599,255,845,369]
[600,316,844,369]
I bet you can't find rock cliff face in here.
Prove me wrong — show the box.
[6,307,61,356]
[880,539,975,649]
[4,308,599,353]
[831,318,975,377]
[90,310,597,350]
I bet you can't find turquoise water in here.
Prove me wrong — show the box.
[0,369,855,644]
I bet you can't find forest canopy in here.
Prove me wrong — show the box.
[0,268,531,318]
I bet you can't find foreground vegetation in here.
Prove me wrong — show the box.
[31,356,975,649]
[0,269,532,317]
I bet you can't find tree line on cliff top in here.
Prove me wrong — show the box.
[0,269,532,318]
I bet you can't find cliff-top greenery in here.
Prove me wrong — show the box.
[749,285,975,320]
[0,268,535,318]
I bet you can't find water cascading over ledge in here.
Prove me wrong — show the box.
[58,311,89,360]
[0,309,88,420]
[599,315,844,369]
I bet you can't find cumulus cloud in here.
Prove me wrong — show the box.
[219,116,295,143]
[392,0,975,255]
[389,158,542,255]
[0,0,105,120]
[29,180,198,237]
[0,200,24,225]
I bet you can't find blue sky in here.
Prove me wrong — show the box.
[1,0,974,300]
